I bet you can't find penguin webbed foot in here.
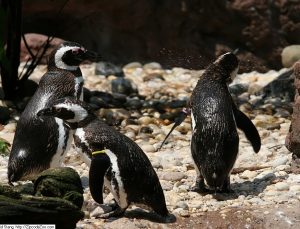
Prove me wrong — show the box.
[190,179,209,194]
[108,199,119,211]
[99,205,125,219]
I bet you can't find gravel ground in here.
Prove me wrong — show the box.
[0,63,299,228]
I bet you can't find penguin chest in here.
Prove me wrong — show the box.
[49,118,73,167]
[104,149,128,209]
[75,76,84,100]
[73,128,92,167]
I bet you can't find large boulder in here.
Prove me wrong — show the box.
[286,61,300,165]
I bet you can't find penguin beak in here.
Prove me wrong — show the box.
[82,50,100,62]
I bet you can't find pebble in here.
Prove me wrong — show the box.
[140,144,155,153]
[271,157,289,167]
[240,170,257,179]
[175,201,189,210]
[290,185,300,192]
[172,208,190,217]
[159,171,186,182]
[274,182,289,191]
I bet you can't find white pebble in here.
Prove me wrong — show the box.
[275,182,289,191]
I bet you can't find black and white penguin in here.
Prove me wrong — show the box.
[189,52,261,193]
[37,97,171,220]
[8,42,98,183]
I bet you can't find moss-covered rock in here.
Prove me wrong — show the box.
[34,167,84,208]
[0,167,84,228]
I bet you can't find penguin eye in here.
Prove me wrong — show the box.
[72,49,80,55]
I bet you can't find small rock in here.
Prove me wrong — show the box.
[123,62,142,69]
[95,61,123,77]
[290,185,300,192]
[139,126,153,134]
[90,205,112,218]
[172,208,190,217]
[80,176,89,188]
[281,45,300,68]
[159,171,186,182]
[160,180,173,191]
[111,78,138,96]
[272,157,289,167]
[138,116,154,125]
[143,73,164,82]
[143,62,162,70]
[140,144,155,153]
[240,170,257,179]
[175,201,189,210]
[274,182,289,191]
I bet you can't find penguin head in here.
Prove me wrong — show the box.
[50,41,99,70]
[208,52,239,82]
[37,97,94,126]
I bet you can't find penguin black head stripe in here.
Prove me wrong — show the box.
[8,42,99,184]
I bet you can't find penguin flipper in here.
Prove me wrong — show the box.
[89,153,111,204]
[158,108,190,151]
[233,106,261,153]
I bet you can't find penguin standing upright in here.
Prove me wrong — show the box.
[8,42,98,183]
[37,97,171,220]
[189,52,261,193]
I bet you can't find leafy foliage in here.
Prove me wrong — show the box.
[0,137,10,156]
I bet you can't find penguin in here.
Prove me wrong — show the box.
[189,52,261,193]
[37,97,172,221]
[8,41,99,183]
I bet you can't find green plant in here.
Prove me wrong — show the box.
[0,137,10,156]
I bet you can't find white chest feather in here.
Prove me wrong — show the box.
[105,149,128,208]
[191,110,196,131]
[75,76,84,100]
[50,118,72,167]
[74,128,91,166]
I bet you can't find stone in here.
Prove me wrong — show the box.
[172,207,189,217]
[111,77,138,96]
[95,61,123,77]
[290,185,300,192]
[271,157,289,167]
[34,167,84,208]
[274,182,289,191]
[240,170,257,179]
[175,201,189,210]
[140,144,155,153]
[281,45,300,68]
[286,62,300,159]
[159,171,186,182]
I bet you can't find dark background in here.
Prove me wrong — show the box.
[22,0,300,72]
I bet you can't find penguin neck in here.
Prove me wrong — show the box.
[66,114,96,130]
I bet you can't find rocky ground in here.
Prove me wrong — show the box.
[0,62,300,228]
